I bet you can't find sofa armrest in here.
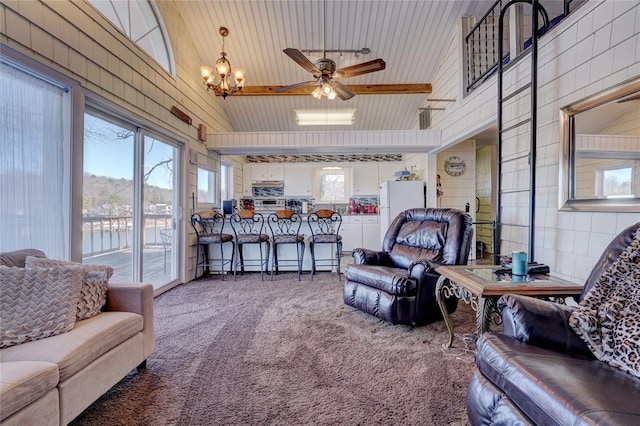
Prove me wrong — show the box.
[351,248,391,265]
[106,282,154,359]
[499,294,594,358]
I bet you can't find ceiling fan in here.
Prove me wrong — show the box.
[274,0,386,101]
[274,48,386,100]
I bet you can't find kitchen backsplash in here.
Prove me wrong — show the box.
[252,186,285,198]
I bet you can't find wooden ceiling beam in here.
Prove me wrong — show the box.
[232,83,432,96]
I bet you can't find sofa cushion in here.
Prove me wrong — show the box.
[569,225,640,378]
[0,361,59,421]
[0,249,46,268]
[25,257,113,321]
[476,333,640,425]
[0,265,83,348]
[0,312,143,381]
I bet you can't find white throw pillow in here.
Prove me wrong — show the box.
[25,257,113,321]
[0,265,84,348]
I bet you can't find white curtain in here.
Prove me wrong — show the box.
[0,62,68,258]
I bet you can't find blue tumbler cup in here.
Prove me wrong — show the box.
[512,251,528,276]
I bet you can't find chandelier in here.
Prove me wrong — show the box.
[200,27,245,99]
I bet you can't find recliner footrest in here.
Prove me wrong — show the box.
[344,264,416,295]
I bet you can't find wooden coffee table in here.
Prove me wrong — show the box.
[435,265,583,348]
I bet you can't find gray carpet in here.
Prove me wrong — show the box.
[71,272,479,425]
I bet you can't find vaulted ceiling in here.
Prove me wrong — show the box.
[175,0,496,133]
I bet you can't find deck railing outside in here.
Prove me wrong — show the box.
[82,214,172,257]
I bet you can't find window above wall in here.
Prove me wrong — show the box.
[87,0,175,75]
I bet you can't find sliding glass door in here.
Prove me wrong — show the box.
[142,133,178,283]
[83,112,180,290]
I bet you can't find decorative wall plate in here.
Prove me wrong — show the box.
[444,156,466,176]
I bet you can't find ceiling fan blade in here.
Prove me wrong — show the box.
[330,81,355,100]
[283,48,321,75]
[335,58,386,78]
[273,80,318,93]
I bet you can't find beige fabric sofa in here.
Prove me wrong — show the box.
[0,249,154,425]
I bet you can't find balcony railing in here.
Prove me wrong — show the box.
[82,214,172,257]
[465,0,578,93]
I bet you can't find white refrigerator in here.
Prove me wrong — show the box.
[379,180,426,243]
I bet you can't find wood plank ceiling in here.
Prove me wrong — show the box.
[174,1,494,133]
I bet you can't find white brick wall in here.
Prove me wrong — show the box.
[429,0,640,283]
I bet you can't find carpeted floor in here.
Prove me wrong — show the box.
[71,272,479,426]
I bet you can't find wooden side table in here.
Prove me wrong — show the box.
[435,265,583,348]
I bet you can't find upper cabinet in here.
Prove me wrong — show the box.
[242,164,252,196]
[352,163,379,195]
[284,164,313,196]
[251,163,284,181]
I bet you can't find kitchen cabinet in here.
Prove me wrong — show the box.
[242,164,252,196]
[340,215,380,252]
[251,163,284,181]
[352,163,379,196]
[362,216,381,250]
[284,164,313,196]
[340,216,363,252]
[378,162,404,185]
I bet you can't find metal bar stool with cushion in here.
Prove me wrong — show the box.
[307,209,343,280]
[190,211,235,280]
[267,210,305,281]
[230,210,271,281]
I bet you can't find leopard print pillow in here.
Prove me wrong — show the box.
[569,226,640,378]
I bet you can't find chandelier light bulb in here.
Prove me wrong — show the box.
[200,66,213,79]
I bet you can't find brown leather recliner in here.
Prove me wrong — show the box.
[343,208,473,326]
[467,222,640,425]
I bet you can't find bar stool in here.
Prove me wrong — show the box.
[267,210,305,281]
[307,209,343,281]
[230,210,271,281]
[190,211,235,280]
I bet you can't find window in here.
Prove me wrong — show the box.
[0,60,70,258]
[314,167,350,203]
[197,167,217,205]
[221,163,233,200]
[87,0,175,75]
[597,166,633,198]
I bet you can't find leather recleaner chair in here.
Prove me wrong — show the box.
[343,208,473,325]
[190,210,235,280]
[267,210,305,281]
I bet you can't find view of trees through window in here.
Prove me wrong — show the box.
[602,167,632,197]
[318,168,347,202]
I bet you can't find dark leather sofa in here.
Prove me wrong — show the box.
[343,208,473,325]
[467,222,640,425]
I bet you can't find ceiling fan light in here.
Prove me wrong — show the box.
[312,86,323,99]
[328,90,337,100]
[322,83,332,95]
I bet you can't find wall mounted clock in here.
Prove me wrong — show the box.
[444,156,466,176]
